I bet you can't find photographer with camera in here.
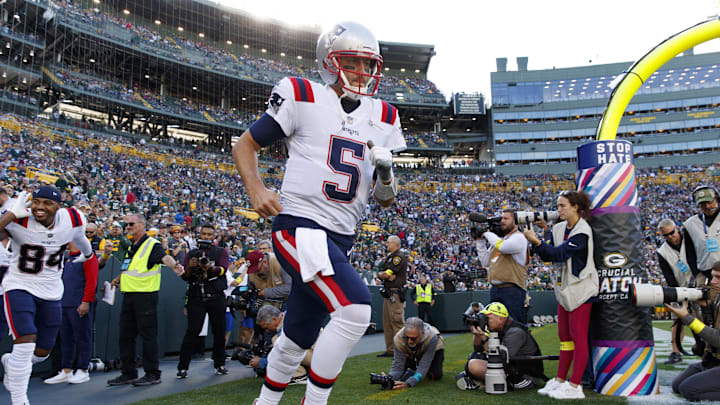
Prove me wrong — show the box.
[476,209,530,325]
[657,218,692,364]
[668,261,720,402]
[241,305,313,384]
[378,235,408,357]
[247,248,291,309]
[523,190,597,400]
[459,302,544,392]
[683,186,720,295]
[371,317,444,390]
[176,224,230,378]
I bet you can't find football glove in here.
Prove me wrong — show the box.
[8,191,31,219]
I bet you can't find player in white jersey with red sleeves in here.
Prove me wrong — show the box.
[0,186,94,405]
[233,21,406,405]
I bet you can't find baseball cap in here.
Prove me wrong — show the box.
[693,186,716,205]
[246,250,265,274]
[111,221,122,228]
[481,302,509,318]
[32,185,62,203]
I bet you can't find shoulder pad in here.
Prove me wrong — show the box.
[379,101,398,126]
[287,77,315,103]
[66,207,84,228]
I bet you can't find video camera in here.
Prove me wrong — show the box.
[231,341,272,366]
[457,269,486,284]
[469,211,559,237]
[630,284,710,307]
[227,284,261,314]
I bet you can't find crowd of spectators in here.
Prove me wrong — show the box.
[0,113,715,294]
[44,0,445,104]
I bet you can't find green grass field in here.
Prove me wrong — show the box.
[134,324,629,405]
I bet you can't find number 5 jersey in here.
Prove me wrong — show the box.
[265,77,406,235]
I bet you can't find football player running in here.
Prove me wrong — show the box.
[233,22,406,405]
[0,186,94,405]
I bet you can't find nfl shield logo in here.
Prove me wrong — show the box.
[47,233,53,238]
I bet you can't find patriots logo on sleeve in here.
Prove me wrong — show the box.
[269,92,285,114]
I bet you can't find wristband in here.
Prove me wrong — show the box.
[689,318,706,334]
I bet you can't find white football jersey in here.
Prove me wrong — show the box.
[0,240,10,295]
[2,207,88,300]
[266,77,406,235]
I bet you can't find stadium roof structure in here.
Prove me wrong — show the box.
[379,41,436,74]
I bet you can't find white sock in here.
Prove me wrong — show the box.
[7,342,35,405]
[304,304,370,405]
[31,354,48,365]
[257,334,307,405]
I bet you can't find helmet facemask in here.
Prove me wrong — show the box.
[326,50,382,100]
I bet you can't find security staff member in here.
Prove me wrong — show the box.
[176,224,230,378]
[669,262,720,402]
[414,275,436,325]
[378,235,407,357]
[657,218,691,364]
[684,186,720,288]
[477,209,530,324]
[107,214,184,387]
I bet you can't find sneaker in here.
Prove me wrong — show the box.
[44,370,72,384]
[215,366,229,375]
[132,374,162,386]
[376,351,393,358]
[455,372,482,391]
[107,374,137,386]
[664,352,683,364]
[512,377,536,390]
[538,377,563,396]
[176,370,188,379]
[289,374,308,385]
[549,382,585,399]
[68,370,90,384]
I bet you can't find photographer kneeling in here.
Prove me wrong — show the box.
[373,317,444,390]
[244,305,312,384]
[460,302,544,391]
[177,224,230,378]
[668,261,720,402]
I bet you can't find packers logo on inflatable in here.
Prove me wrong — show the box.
[602,252,628,268]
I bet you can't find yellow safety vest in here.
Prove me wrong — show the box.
[416,284,433,303]
[121,237,161,293]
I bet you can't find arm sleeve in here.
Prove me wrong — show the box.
[683,229,699,274]
[81,254,99,302]
[72,229,94,259]
[148,243,168,268]
[258,357,268,369]
[657,253,680,287]
[476,239,490,268]
[533,234,589,276]
[262,77,296,138]
[388,349,407,380]
[485,232,527,255]
[263,270,292,299]
[248,114,287,148]
[682,313,720,350]
[405,336,438,387]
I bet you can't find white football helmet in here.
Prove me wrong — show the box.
[316,22,383,100]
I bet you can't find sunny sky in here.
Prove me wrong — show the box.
[218,0,720,100]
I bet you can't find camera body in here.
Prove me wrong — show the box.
[227,284,261,313]
[232,341,271,366]
[471,216,504,238]
[631,284,709,307]
[369,373,395,390]
[464,313,488,330]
